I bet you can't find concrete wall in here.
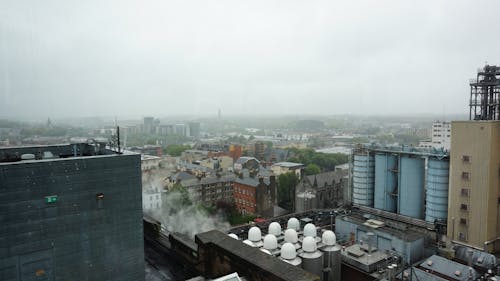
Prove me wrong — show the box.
[0,151,144,281]
[447,121,500,252]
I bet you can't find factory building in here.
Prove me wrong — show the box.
[335,212,426,265]
[0,143,144,281]
[447,121,500,252]
[444,65,500,253]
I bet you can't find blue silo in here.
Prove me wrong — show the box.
[425,158,450,223]
[398,156,425,219]
[374,153,398,212]
[352,153,375,207]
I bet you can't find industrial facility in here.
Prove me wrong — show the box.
[0,142,144,281]
[352,144,449,223]
[151,65,499,281]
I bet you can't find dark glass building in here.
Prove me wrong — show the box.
[0,143,144,281]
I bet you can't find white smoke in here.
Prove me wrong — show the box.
[144,171,230,239]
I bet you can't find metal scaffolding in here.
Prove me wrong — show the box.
[469,65,500,120]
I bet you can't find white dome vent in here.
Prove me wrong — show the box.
[322,231,336,246]
[280,242,297,260]
[287,218,300,231]
[284,229,298,243]
[263,234,278,250]
[248,226,262,242]
[302,236,317,253]
[268,222,282,236]
[228,233,239,240]
[303,223,317,238]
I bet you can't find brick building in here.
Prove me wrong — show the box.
[233,176,277,217]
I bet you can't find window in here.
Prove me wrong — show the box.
[461,172,470,180]
[461,188,469,197]
[462,155,470,163]
[458,232,467,241]
[460,218,467,225]
[460,204,468,211]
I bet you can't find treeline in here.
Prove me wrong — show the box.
[287,148,348,172]
[164,144,191,156]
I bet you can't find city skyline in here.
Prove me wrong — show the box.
[1,0,499,118]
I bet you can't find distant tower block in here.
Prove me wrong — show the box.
[469,65,500,120]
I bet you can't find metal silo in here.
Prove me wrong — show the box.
[398,156,425,219]
[352,153,375,207]
[299,237,324,280]
[425,158,450,223]
[320,231,341,281]
[374,153,398,212]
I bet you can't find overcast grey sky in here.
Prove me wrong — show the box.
[1,0,499,118]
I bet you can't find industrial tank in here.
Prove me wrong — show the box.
[353,154,375,207]
[425,159,450,223]
[299,236,324,280]
[398,156,425,219]
[374,153,398,212]
[320,231,341,281]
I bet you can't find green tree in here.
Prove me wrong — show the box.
[305,163,321,175]
[165,144,191,156]
[277,172,299,211]
[286,148,348,172]
[171,183,192,206]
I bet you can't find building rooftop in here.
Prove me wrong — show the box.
[195,230,319,281]
[0,142,125,165]
[272,162,304,168]
[234,176,270,187]
[412,254,479,281]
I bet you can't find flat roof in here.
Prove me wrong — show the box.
[272,162,304,168]
[196,230,319,281]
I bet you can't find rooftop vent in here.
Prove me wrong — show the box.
[303,223,317,238]
[302,236,317,253]
[268,222,282,236]
[284,229,298,244]
[263,234,278,251]
[248,226,262,242]
[287,218,300,231]
[281,243,297,260]
[322,230,336,246]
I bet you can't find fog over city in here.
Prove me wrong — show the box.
[1,0,500,119]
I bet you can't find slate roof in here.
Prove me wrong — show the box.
[171,171,197,182]
[305,171,344,188]
[180,175,235,188]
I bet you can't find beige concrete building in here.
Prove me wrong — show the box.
[447,121,500,252]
